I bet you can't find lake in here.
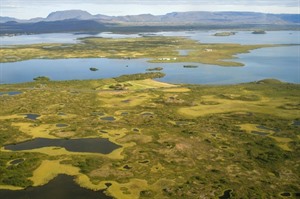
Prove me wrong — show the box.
[1,31,299,45]
[0,174,112,199]
[5,138,121,154]
[0,31,299,84]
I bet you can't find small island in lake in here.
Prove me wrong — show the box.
[252,30,266,34]
[146,67,163,71]
[33,76,50,81]
[89,67,98,71]
[213,32,236,36]
[183,65,198,68]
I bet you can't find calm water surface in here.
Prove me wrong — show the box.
[1,31,299,45]
[0,174,112,199]
[5,138,121,154]
[0,31,299,84]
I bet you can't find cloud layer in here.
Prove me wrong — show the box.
[1,0,299,19]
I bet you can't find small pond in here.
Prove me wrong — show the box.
[100,116,116,121]
[56,124,69,128]
[5,138,121,154]
[219,189,232,199]
[9,158,25,165]
[24,114,40,120]
[292,120,300,126]
[0,174,112,199]
[0,91,22,96]
[280,192,291,197]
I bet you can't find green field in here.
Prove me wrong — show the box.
[0,74,299,198]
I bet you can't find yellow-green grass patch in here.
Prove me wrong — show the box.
[178,95,299,119]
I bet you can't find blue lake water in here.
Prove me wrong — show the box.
[1,31,299,46]
[0,31,299,84]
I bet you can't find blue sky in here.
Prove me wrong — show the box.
[1,0,299,19]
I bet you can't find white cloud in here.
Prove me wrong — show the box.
[1,0,299,19]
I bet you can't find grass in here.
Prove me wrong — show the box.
[0,36,276,66]
[0,74,299,198]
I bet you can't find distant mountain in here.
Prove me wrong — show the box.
[0,20,106,34]
[2,10,299,25]
[115,11,299,25]
[0,16,18,23]
[45,10,95,21]
[1,10,299,34]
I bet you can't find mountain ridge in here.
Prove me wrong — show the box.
[1,9,299,24]
[1,10,299,34]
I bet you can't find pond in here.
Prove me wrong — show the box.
[219,189,232,199]
[0,174,112,199]
[292,120,300,126]
[56,124,69,128]
[24,114,40,120]
[9,158,25,165]
[0,91,22,96]
[4,138,121,154]
[100,116,116,121]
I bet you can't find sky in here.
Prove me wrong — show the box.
[1,0,299,19]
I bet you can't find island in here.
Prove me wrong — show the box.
[0,36,274,67]
[252,30,266,34]
[89,67,98,71]
[213,32,236,36]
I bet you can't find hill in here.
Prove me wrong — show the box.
[0,10,299,34]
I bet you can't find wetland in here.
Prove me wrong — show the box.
[0,73,299,198]
[0,30,299,199]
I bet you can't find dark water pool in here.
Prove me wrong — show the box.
[100,116,116,121]
[24,114,40,120]
[5,138,121,154]
[9,158,25,165]
[292,120,300,126]
[280,192,291,197]
[219,189,232,199]
[56,124,68,128]
[0,174,112,199]
[0,91,22,96]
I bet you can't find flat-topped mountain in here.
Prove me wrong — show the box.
[45,10,95,21]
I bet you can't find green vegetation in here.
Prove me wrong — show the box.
[89,67,98,71]
[183,65,198,68]
[33,76,50,82]
[213,32,236,36]
[146,67,163,71]
[113,72,165,82]
[252,30,266,34]
[0,74,299,198]
[0,36,276,66]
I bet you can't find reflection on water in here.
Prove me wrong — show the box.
[0,174,112,199]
